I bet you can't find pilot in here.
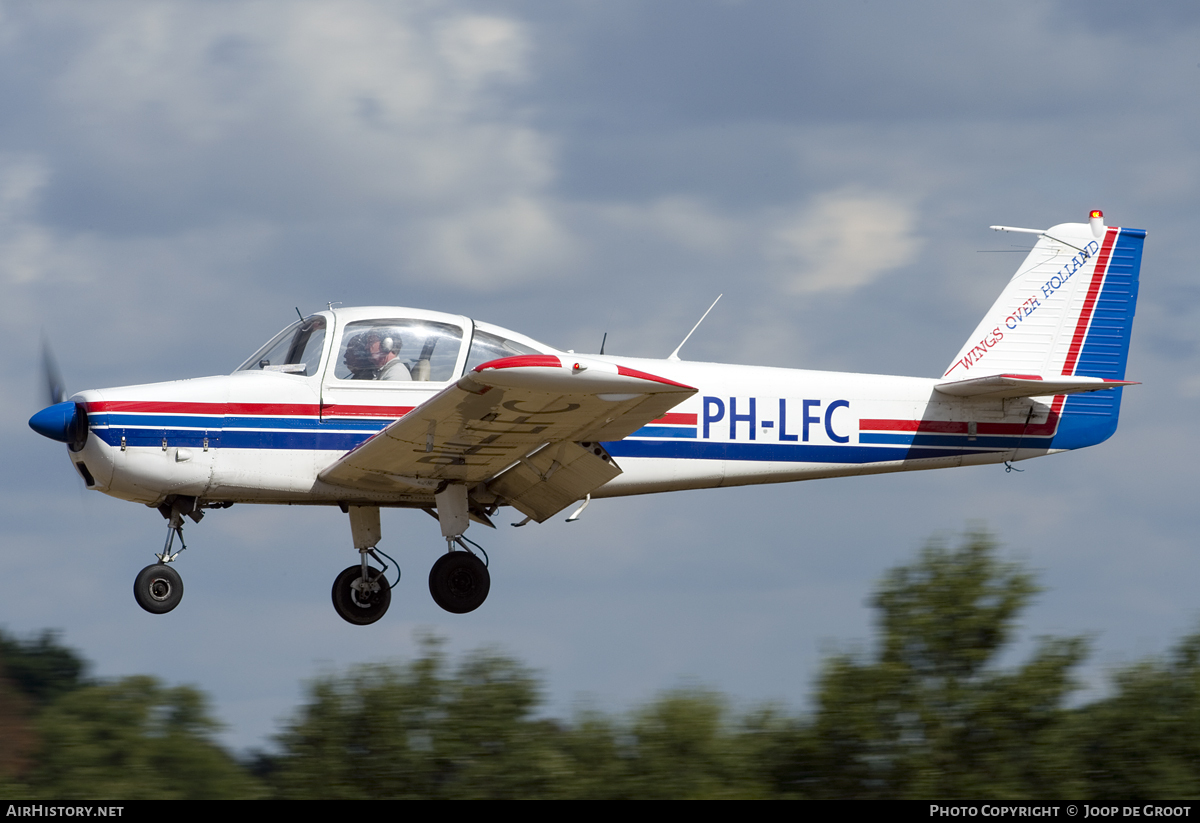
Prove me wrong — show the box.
[342,332,378,379]
[343,329,412,381]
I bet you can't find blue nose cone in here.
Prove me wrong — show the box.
[29,401,78,443]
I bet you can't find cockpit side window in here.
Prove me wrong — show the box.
[334,320,463,382]
[236,317,327,376]
[464,330,541,373]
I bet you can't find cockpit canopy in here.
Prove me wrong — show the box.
[236,308,549,383]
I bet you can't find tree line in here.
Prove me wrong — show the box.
[2,530,1199,799]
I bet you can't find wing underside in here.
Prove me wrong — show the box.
[318,355,696,522]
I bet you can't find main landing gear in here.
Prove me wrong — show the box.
[331,506,395,625]
[332,487,492,625]
[331,561,392,625]
[426,483,491,614]
[428,550,490,614]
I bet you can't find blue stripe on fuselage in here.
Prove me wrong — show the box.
[859,432,1051,449]
[92,426,378,451]
[630,426,697,439]
[604,439,1006,464]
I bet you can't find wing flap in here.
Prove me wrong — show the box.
[487,441,622,523]
[317,355,696,498]
[935,373,1137,399]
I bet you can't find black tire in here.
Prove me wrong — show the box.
[134,564,184,614]
[428,552,490,614]
[331,565,391,625]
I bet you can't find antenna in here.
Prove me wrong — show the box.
[668,294,722,362]
[599,332,607,356]
[990,224,1087,254]
[295,306,304,321]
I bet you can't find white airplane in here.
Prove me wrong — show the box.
[29,211,1145,624]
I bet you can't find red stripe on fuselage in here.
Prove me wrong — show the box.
[860,401,1065,438]
[87,400,414,418]
[89,400,232,414]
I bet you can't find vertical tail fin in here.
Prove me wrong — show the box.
[945,213,1144,381]
[944,211,1145,448]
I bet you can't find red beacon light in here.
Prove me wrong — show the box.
[1089,209,1106,238]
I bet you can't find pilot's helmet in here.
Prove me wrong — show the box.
[342,332,378,377]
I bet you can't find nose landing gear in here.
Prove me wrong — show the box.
[134,563,184,614]
[133,497,195,615]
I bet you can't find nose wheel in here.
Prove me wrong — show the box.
[134,564,184,614]
[134,498,194,615]
[331,564,392,625]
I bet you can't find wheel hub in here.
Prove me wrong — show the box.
[447,567,477,597]
[350,575,379,608]
[148,577,172,601]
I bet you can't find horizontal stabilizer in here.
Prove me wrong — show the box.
[935,373,1137,400]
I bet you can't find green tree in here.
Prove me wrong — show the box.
[28,676,261,799]
[272,637,565,799]
[0,630,88,707]
[620,689,775,798]
[1073,632,1200,799]
[805,530,1087,798]
[0,628,89,790]
[556,689,771,799]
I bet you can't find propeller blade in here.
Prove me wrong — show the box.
[42,337,67,405]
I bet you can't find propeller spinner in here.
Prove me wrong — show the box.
[29,340,88,451]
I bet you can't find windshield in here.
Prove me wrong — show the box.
[236,316,327,376]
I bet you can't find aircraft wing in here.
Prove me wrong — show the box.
[318,355,696,521]
[934,373,1137,400]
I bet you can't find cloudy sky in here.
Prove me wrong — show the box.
[5,0,1200,751]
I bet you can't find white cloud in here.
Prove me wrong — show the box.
[769,189,922,294]
[47,2,557,205]
[16,2,574,290]
[1178,374,1200,398]
[413,195,575,287]
[597,197,740,254]
[0,156,59,285]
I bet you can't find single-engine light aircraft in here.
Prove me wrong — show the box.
[29,211,1145,624]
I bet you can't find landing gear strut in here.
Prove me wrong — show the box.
[428,484,491,614]
[332,505,394,626]
[331,492,495,623]
[134,497,194,615]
